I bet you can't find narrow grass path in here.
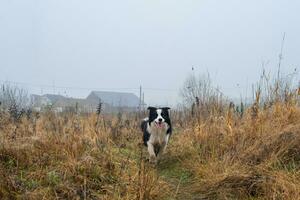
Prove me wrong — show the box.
[156,154,194,200]
[117,128,196,199]
[150,128,196,200]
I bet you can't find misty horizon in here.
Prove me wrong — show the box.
[1,0,299,106]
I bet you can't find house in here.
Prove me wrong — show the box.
[31,91,144,113]
[86,91,141,112]
[31,94,91,113]
[31,94,52,112]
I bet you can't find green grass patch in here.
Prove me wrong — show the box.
[158,157,193,185]
[46,170,61,186]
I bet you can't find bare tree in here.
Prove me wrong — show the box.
[0,83,30,121]
[180,73,226,118]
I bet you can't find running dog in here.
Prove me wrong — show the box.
[141,107,172,164]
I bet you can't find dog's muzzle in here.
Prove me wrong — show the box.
[155,121,165,128]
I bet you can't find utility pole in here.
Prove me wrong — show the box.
[139,85,142,113]
[277,32,286,80]
[142,92,145,111]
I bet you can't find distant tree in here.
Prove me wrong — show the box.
[0,84,30,121]
[180,73,226,118]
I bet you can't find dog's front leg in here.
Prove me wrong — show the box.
[160,134,170,155]
[157,140,167,160]
[147,141,157,164]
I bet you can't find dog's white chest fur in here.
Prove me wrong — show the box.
[147,123,169,145]
[148,125,167,144]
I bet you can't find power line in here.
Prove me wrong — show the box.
[0,80,138,91]
[0,80,179,93]
[0,79,251,94]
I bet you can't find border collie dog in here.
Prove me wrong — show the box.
[141,107,172,164]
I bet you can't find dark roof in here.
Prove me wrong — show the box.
[89,91,140,107]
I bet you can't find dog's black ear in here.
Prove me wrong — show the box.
[147,106,157,110]
[161,107,171,110]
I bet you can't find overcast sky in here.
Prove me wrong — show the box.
[0,0,299,106]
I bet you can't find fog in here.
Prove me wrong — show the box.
[1,0,299,106]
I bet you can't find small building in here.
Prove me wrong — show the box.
[86,91,141,112]
[31,91,144,113]
[31,94,90,113]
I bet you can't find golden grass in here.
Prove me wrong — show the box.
[1,99,300,199]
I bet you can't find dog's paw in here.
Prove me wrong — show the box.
[149,155,157,165]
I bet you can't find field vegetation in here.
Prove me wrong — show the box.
[0,72,300,199]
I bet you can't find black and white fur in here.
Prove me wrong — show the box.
[141,107,172,164]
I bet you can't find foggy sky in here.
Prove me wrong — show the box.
[1,0,300,106]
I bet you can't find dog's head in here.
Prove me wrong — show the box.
[147,107,171,129]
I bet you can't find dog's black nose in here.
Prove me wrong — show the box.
[158,118,162,122]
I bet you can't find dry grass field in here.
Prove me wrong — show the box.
[1,85,300,199]
[1,1,300,199]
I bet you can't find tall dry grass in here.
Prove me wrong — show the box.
[1,76,300,199]
[0,112,171,200]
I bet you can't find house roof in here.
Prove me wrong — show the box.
[88,91,140,107]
